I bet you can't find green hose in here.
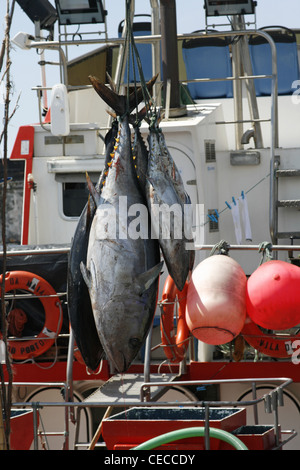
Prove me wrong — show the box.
[133,426,248,450]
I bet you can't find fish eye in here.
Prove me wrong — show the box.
[129,338,141,350]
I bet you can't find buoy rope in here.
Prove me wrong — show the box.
[258,241,273,265]
[159,297,190,352]
[209,240,230,256]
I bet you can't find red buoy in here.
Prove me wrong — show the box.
[246,260,300,330]
[185,255,247,345]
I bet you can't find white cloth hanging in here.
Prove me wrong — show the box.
[239,193,252,241]
[231,199,242,244]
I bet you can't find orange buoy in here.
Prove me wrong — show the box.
[160,275,190,363]
[185,255,247,345]
[246,260,300,330]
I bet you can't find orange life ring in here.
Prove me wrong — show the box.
[160,275,190,363]
[0,271,62,360]
[242,316,300,358]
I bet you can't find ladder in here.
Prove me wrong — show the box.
[270,154,300,246]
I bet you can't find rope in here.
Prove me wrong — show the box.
[203,172,270,228]
[158,298,190,362]
[258,241,273,264]
[124,0,155,122]
[209,240,230,256]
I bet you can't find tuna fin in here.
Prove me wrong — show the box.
[80,262,92,289]
[106,109,117,119]
[135,261,164,295]
[86,194,97,228]
[89,76,127,115]
[88,74,158,116]
[128,73,158,112]
[86,172,101,206]
[129,105,148,127]
[86,197,92,226]
[81,259,99,292]
[106,72,116,92]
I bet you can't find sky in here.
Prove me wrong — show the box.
[1,0,300,155]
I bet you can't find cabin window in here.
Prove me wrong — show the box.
[56,173,100,217]
[62,182,89,217]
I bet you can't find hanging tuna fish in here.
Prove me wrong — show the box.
[81,77,163,373]
[145,120,194,291]
[246,260,300,330]
[185,254,247,345]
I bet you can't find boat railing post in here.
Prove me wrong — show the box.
[231,20,244,150]
[237,17,264,149]
[251,381,259,424]
[264,393,272,414]
[143,325,153,388]
[204,404,210,450]
[271,390,280,447]
[259,29,279,245]
[32,403,39,451]
[64,329,75,450]
[66,329,75,423]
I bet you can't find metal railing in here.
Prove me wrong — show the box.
[6,376,297,450]
[1,244,300,449]
[26,28,279,243]
[26,28,278,142]
[140,377,295,450]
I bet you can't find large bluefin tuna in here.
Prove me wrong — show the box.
[81,77,163,373]
[157,123,195,274]
[67,120,119,371]
[146,121,194,291]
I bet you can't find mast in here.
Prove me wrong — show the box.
[160,0,186,117]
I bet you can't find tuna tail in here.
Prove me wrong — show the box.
[129,105,148,127]
[88,74,158,116]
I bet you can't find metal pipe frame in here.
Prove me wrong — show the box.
[1,244,300,259]
[26,28,278,241]
[6,377,295,450]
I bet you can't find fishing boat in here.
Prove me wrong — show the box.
[1,0,300,450]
